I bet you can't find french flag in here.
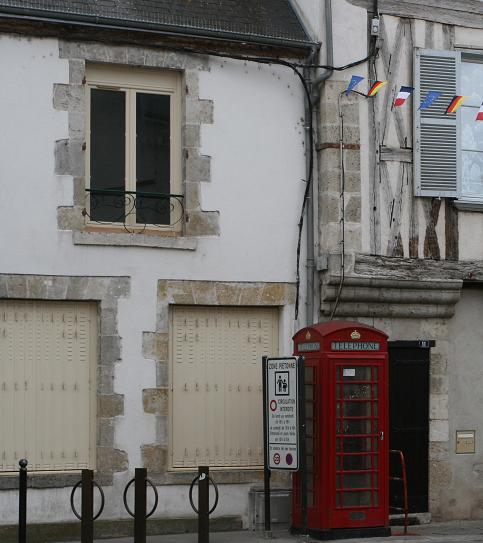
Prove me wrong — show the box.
[393,86,415,107]
[477,102,483,121]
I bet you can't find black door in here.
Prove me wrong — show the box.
[389,341,432,513]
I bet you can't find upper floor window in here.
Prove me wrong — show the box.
[461,58,483,202]
[85,64,182,232]
[415,50,483,206]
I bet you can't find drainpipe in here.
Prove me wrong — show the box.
[307,0,334,326]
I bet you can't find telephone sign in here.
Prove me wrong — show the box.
[265,357,300,471]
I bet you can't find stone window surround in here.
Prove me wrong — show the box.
[0,274,130,490]
[54,40,220,248]
[141,279,296,485]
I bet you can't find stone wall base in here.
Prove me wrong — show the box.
[0,515,242,542]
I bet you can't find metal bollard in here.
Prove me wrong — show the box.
[189,466,219,543]
[70,469,105,543]
[198,467,209,543]
[123,468,159,543]
[81,470,94,543]
[18,459,28,543]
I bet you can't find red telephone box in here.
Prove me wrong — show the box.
[292,321,390,539]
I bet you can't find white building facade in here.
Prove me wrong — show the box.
[0,1,318,536]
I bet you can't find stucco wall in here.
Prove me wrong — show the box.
[0,32,307,525]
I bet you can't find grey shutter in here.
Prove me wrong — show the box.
[414,49,461,197]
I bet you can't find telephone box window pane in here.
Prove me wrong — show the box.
[343,401,372,417]
[305,384,314,400]
[307,491,314,507]
[306,402,314,418]
[342,491,371,507]
[340,419,372,434]
[306,419,314,436]
[342,367,372,381]
[344,384,371,399]
[90,89,126,222]
[341,473,373,489]
[307,455,314,470]
[341,454,373,470]
[305,366,314,382]
[306,437,314,454]
[343,437,372,452]
[136,92,171,225]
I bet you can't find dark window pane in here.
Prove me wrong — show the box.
[340,473,373,489]
[342,367,372,381]
[136,92,171,224]
[90,89,125,222]
[342,490,372,507]
[337,419,372,435]
[343,384,371,400]
[340,454,374,470]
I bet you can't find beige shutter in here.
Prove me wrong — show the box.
[170,306,279,469]
[0,301,97,472]
[414,49,461,197]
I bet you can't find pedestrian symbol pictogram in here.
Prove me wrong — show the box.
[275,371,289,395]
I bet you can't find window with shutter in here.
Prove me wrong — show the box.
[414,49,461,197]
[0,301,97,472]
[170,306,279,469]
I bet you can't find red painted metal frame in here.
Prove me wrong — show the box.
[292,321,389,533]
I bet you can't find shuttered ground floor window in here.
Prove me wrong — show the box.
[0,301,97,472]
[170,306,279,469]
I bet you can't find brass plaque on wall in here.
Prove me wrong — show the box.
[456,431,475,454]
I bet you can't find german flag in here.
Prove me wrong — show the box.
[445,95,466,114]
[367,81,387,97]
[476,102,483,121]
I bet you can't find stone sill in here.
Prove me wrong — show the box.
[0,471,113,490]
[73,231,197,250]
[453,200,483,212]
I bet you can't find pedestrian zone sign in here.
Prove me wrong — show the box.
[265,357,300,471]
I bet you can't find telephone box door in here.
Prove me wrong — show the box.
[331,358,388,528]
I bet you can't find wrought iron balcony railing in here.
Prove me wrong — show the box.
[83,188,184,233]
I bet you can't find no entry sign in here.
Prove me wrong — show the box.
[264,357,301,471]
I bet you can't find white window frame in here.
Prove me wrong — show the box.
[458,53,483,207]
[85,64,182,232]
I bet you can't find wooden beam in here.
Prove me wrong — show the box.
[380,146,412,162]
[347,0,483,29]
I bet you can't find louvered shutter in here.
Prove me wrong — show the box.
[0,301,97,472]
[414,49,461,197]
[170,306,279,469]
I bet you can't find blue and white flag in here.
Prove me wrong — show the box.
[345,75,364,96]
[418,90,442,110]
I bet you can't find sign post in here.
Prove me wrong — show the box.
[262,356,304,534]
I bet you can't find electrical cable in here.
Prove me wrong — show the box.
[330,91,346,320]
[293,46,377,71]
[172,46,314,322]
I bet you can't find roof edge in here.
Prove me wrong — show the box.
[0,5,319,51]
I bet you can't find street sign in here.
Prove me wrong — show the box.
[264,357,300,471]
